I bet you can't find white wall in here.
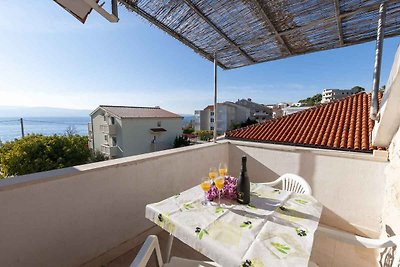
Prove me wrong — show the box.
[228,141,387,236]
[0,143,229,267]
[121,118,182,156]
[382,125,400,236]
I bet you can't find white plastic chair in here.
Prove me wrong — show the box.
[311,225,400,267]
[262,173,312,195]
[130,235,221,267]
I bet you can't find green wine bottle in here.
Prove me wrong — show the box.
[237,156,250,204]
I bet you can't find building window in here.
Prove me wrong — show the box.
[103,115,107,121]
[157,121,162,127]
[210,118,214,122]
[112,137,117,146]
[111,117,115,125]
[210,112,214,116]
[104,135,108,141]
[210,126,214,130]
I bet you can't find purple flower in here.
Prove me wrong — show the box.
[206,176,237,201]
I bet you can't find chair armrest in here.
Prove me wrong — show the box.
[130,235,164,267]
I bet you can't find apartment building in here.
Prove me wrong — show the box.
[89,105,182,158]
[194,102,250,134]
[321,88,355,103]
[235,98,272,122]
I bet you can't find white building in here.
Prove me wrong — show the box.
[282,106,311,116]
[321,88,355,103]
[235,98,272,122]
[194,102,250,134]
[89,105,182,158]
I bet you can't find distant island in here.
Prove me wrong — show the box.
[0,106,92,117]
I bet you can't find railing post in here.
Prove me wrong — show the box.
[370,2,386,121]
[213,53,218,143]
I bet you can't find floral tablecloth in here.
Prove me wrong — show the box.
[145,183,322,267]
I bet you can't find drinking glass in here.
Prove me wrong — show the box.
[214,176,225,205]
[218,162,228,176]
[200,177,211,205]
[208,167,217,180]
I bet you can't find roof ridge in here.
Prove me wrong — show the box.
[100,105,161,109]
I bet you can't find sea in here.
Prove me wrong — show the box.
[0,116,194,143]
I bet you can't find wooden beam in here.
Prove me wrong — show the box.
[333,0,344,45]
[119,0,228,69]
[182,0,256,64]
[252,0,292,55]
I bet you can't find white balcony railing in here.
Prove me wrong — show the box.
[88,140,93,150]
[100,144,118,157]
[0,141,389,267]
[100,124,116,135]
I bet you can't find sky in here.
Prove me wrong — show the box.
[0,1,399,115]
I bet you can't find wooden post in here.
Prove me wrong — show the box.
[20,118,25,138]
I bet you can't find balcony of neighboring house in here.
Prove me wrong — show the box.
[0,140,393,267]
[88,139,94,150]
[100,123,117,135]
[101,143,118,157]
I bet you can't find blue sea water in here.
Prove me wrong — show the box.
[0,117,90,143]
[0,116,195,143]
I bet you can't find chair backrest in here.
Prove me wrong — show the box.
[279,173,312,195]
[317,225,400,266]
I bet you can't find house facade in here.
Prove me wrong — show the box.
[89,105,182,158]
[235,98,272,122]
[321,88,355,103]
[194,102,250,134]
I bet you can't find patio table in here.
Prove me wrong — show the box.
[145,182,322,267]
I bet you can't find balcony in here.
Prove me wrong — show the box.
[101,144,118,157]
[88,139,93,150]
[100,124,117,135]
[0,140,392,267]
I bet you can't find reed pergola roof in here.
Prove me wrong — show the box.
[120,0,400,69]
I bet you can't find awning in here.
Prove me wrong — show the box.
[120,0,400,69]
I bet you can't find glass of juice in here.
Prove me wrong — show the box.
[218,162,228,176]
[200,177,211,205]
[214,176,225,205]
[209,167,217,180]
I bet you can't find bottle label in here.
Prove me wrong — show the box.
[237,191,244,203]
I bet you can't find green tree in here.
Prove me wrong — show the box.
[182,122,195,134]
[195,130,213,141]
[351,86,365,93]
[299,93,322,106]
[173,135,191,148]
[0,134,91,178]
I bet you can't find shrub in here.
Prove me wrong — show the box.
[0,134,91,177]
[174,136,191,148]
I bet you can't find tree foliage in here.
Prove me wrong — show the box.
[299,93,322,106]
[351,86,365,93]
[0,134,91,178]
[195,130,213,141]
[173,135,191,148]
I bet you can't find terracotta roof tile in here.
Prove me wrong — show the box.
[226,92,384,153]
